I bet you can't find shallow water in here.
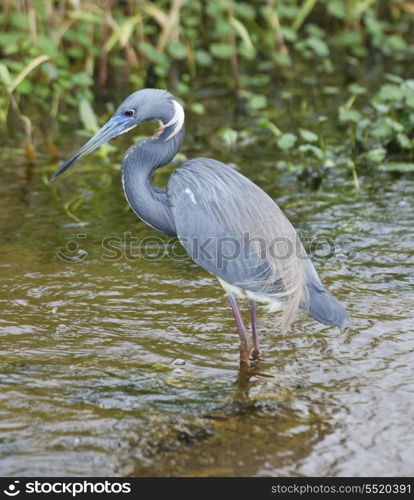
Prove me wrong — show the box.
[0,83,414,476]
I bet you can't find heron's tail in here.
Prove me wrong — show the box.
[304,282,351,329]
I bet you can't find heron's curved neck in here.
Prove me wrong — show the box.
[121,128,184,236]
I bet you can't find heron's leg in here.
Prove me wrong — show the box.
[249,299,261,360]
[227,294,251,362]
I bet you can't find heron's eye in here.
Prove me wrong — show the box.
[124,110,135,117]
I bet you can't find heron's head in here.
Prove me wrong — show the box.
[51,88,184,180]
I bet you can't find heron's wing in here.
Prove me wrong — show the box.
[167,158,294,295]
[167,158,350,329]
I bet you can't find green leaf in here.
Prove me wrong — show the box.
[259,119,281,136]
[0,63,12,89]
[378,84,404,102]
[339,109,362,123]
[277,133,297,150]
[385,35,406,52]
[299,129,318,142]
[15,79,32,94]
[238,44,256,60]
[384,117,404,133]
[72,72,93,87]
[168,41,187,60]
[370,118,393,140]
[371,101,390,114]
[248,94,267,110]
[195,50,212,66]
[306,37,329,56]
[190,103,205,115]
[385,74,403,84]
[405,94,414,109]
[280,26,297,42]
[348,83,366,95]
[215,127,238,149]
[323,86,339,95]
[139,42,169,66]
[327,0,346,19]
[365,147,386,163]
[355,0,378,17]
[306,24,325,38]
[383,162,414,172]
[233,3,256,19]
[210,43,233,59]
[396,133,412,149]
[298,144,324,159]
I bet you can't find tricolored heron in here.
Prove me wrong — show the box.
[52,89,350,363]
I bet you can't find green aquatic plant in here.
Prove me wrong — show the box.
[0,0,413,167]
[339,75,414,170]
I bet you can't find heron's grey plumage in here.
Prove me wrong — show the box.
[119,90,349,331]
[53,88,350,352]
[168,158,310,331]
[304,258,350,328]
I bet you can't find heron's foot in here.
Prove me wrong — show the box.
[250,347,261,361]
[249,299,261,360]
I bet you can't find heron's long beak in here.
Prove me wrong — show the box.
[51,114,135,180]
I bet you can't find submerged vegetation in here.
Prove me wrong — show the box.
[1,0,414,176]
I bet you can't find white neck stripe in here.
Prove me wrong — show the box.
[163,100,185,141]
